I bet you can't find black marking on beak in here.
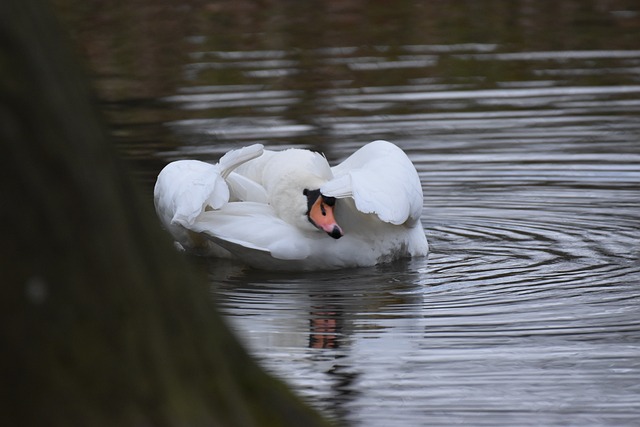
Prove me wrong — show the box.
[328,226,343,239]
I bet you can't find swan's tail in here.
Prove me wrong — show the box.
[218,143,264,178]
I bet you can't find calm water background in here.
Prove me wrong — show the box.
[56,1,640,425]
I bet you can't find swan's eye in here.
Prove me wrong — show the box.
[304,189,321,215]
[322,195,336,206]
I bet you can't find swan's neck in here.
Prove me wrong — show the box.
[269,172,326,232]
[259,148,333,232]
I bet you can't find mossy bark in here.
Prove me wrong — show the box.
[0,1,331,426]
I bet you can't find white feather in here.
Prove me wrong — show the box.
[153,144,264,251]
[225,172,268,203]
[154,160,226,228]
[218,143,265,178]
[154,140,428,270]
[322,140,423,225]
[189,202,312,260]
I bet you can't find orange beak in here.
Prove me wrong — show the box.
[309,196,343,239]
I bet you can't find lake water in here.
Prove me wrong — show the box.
[60,1,640,425]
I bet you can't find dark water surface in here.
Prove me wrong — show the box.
[57,1,640,425]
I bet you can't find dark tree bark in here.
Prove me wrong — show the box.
[0,1,331,426]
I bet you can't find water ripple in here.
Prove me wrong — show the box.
[160,40,640,427]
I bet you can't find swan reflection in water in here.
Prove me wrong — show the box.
[206,258,426,419]
[309,307,341,349]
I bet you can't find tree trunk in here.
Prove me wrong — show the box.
[0,1,331,426]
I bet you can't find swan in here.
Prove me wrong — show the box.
[154,140,428,270]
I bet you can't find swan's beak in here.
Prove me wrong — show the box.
[309,196,343,239]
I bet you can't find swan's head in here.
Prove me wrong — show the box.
[303,189,343,239]
[263,151,341,238]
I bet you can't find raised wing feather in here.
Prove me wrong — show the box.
[218,143,264,178]
[321,140,423,225]
[225,172,268,203]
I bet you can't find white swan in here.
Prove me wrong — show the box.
[154,140,428,270]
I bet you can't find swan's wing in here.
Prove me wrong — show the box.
[154,144,264,228]
[190,202,312,260]
[321,140,423,225]
[218,143,264,178]
[154,160,229,228]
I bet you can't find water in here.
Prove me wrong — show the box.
[59,1,640,425]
